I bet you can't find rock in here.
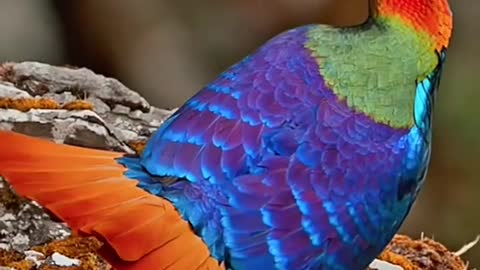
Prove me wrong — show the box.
[0,61,174,153]
[376,235,472,270]
[0,84,31,99]
[49,253,80,267]
[8,62,150,113]
[0,183,71,252]
[369,259,404,270]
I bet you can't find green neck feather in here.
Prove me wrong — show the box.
[306,18,439,129]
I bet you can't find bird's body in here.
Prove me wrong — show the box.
[0,1,453,270]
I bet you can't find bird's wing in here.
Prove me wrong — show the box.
[138,26,413,269]
[0,131,225,270]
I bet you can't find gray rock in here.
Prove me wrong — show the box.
[0,181,71,251]
[11,62,151,113]
[0,83,32,98]
[0,61,174,152]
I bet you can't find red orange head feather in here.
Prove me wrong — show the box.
[375,0,453,51]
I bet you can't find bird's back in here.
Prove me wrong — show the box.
[135,24,434,270]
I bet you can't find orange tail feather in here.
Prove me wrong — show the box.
[0,131,224,270]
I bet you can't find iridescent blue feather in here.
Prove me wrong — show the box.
[118,26,444,270]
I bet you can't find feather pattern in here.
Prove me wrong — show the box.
[131,26,444,270]
[0,131,225,270]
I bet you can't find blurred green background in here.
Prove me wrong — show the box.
[0,0,478,266]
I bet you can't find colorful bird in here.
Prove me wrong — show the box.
[0,0,453,269]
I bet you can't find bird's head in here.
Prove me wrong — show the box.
[372,0,453,52]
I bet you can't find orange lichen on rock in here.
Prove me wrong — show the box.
[0,248,36,270]
[0,98,94,112]
[0,237,108,270]
[127,139,148,154]
[70,252,111,270]
[0,248,25,267]
[61,100,94,111]
[378,250,421,270]
[0,98,60,112]
[33,237,109,270]
[6,260,35,270]
[378,234,469,270]
[32,237,103,259]
[33,237,108,270]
